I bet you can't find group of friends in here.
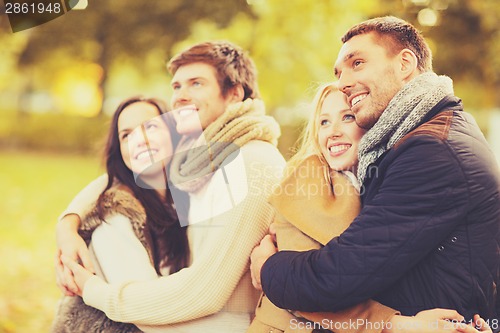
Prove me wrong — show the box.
[51,16,499,333]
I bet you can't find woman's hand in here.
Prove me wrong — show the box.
[250,234,278,290]
[60,255,95,297]
[55,214,94,296]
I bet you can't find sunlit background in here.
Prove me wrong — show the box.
[0,0,499,331]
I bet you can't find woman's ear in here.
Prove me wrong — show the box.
[227,84,245,103]
[399,48,419,81]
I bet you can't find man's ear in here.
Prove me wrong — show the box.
[399,48,419,81]
[227,84,245,103]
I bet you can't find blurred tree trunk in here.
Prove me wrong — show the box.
[95,22,108,116]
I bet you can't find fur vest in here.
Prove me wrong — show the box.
[51,186,147,333]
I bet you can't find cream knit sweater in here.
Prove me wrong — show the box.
[60,140,285,329]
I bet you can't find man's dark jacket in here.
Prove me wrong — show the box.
[261,96,500,326]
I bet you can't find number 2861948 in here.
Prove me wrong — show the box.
[5,2,62,14]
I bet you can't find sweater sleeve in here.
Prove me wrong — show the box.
[261,136,470,312]
[83,143,286,325]
[58,174,108,223]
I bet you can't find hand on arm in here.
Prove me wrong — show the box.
[261,139,469,312]
[55,174,108,295]
[384,309,462,333]
[250,234,277,290]
[55,214,94,295]
[60,254,96,296]
[77,150,285,325]
[384,310,492,333]
[457,315,493,333]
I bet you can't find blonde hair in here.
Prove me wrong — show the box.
[286,82,340,180]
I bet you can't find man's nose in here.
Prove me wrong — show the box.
[337,70,354,96]
[172,86,191,107]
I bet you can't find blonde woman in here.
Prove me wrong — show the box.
[249,82,491,333]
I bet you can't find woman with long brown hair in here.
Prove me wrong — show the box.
[52,96,189,333]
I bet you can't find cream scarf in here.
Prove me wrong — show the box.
[169,98,281,193]
[357,72,454,184]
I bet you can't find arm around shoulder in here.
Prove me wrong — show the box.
[83,142,286,325]
[262,137,469,312]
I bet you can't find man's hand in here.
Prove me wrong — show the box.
[457,315,493,333]
[55,214,94,295]
[385,309,493,333]
[60,255,95,297]
[250,234,277,290]
[413,308,464,323]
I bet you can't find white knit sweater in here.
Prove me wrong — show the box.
[60,140,285,330]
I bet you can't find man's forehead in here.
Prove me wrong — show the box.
[336,35,368,61]
[334,47,357,67]
[171,62,216,82]
[333,43,358,76]
[334,33,379,72]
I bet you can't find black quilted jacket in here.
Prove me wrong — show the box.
[261,96,500,328]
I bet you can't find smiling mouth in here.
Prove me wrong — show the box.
[135,149,158,160]
[175,105,198,118]
[329,144,351,155]
[351,94,367,108]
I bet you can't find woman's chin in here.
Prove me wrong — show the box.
[132,163,168,189]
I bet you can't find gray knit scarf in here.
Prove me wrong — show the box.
[357,72,454,184]
[169,98,281,193]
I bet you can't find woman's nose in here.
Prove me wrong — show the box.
[128,127,149,147]
[328,122,343,138]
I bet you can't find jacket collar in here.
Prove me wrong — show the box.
[423,95,463,124]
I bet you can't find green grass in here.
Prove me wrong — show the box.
[0,150,102,333]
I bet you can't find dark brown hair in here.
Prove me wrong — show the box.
[342,16,432,72]
[167,41,259,100]
[97,96,189,274]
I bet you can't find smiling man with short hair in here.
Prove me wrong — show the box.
[252,16,500,331]
[55,41,286,332]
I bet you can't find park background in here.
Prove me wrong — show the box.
[1,0,499,332]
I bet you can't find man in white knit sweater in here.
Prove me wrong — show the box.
[55,41,285,332]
